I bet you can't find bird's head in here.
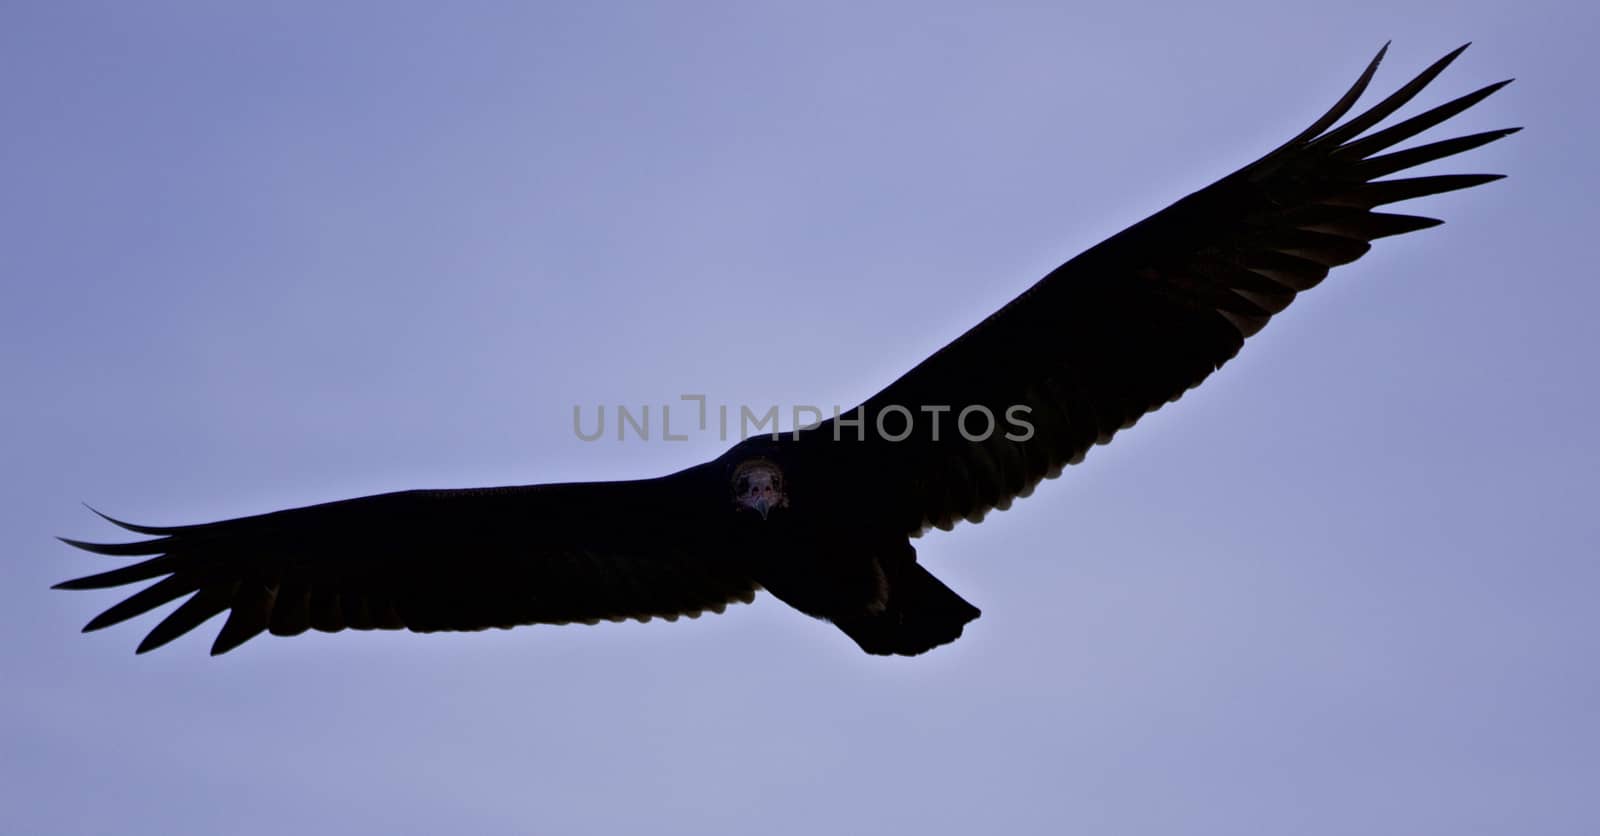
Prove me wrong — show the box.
[731,458,787,520]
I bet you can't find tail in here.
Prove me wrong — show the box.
[832,562,981,656]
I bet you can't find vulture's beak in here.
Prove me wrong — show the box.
[753,498,771,520]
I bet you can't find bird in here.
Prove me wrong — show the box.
[56,44,1517,658]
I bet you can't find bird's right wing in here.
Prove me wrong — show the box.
[56,472,757,655]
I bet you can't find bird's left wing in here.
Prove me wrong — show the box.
[793,44,1517,535]
[57,473,756,654]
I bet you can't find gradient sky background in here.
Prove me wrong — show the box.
[4,3,1595,834]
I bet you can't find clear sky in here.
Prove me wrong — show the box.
[4,2,1595,834]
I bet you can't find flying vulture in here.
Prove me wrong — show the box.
[57,45,1517,657]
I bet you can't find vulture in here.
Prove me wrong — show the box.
[57,44,1516,657]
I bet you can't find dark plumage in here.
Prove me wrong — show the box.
[58,45,1516,657]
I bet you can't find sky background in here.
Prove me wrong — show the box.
[3,2,1595,834]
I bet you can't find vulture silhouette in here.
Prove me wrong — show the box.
[58,45,1516,657]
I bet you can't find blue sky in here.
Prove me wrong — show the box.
[4,2,1595,834]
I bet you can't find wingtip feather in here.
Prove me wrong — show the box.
[58,535,170,557]
[1337,79,1518,162]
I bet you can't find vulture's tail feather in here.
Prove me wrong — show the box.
[834,563,980,656]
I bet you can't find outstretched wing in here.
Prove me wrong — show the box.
[799,44,1517,534]
[57,472,757,655]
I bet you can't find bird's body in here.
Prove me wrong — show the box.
[58,44,1517,658]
